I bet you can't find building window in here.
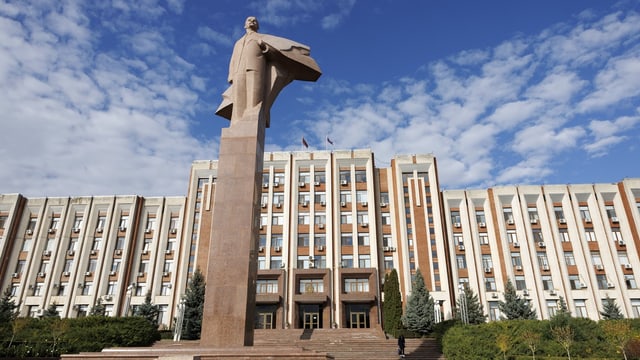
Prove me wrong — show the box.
[258,256,266,270]
[382,234,392,247]
[57,283,67,296]
[315,255,326,269]
[625,275,637,289]
[273,173,285,185]
[618,251,630,265]
[359,254,371,268]
[453,234,463,245]
[298,214,310,225]
[528,207,539,223]
[355,170,366,183]
[554,206,565,221]
[272,214,284,226]
[591,251,602,266]
[574,299,587,318]
[87,259,97,273]
[489,302,500,321]
[115,237,125,250]
[507,230,517,244]
[96,215,106,230]
[356,190,368,204]
[314,192,326,204]
[272,192,284,205]
[585,231,596,242]
[559,229,570,242]
[579,206,591,222]
[479,233,489,245]
[33,283,43,296]
[384,256,394,269]
[298,172,310,184]
[564,252,576,266]
[339,170,351,184]
[315,234,326,247]
[92,237,102,250]
[314,171,325,184]
[532,230,543,243]
[357,212,369,226]
[163,260,173,274]
[21,238,32,252]
[357,233,370,246]
[340,191,352,204]
[49,216,60,231]
[569,275,581,290]
[257,279,278,294]
[340,213,352,224]
[157,305,168,326]
[503,208,514,223]
[511,253,522,267]
[381,213,391,225]
[547,300,558,318]
[298,192,310,205]
[107,282,117,295]
[341,233,353,246]
[380,192,389,204]
[632,299,640,318]
[450,210,461,225]
[481,254,493,270]
[537,252,549,268]
[596,274,608,289]
[515,276,527,290]
[300,279,324,293]
[475,210,486,224]
[605,205,617,220]
[345,278,369,293]
[456,255,467,269]
[0,215,7,229]
[271,235,283,248]
[485,278,497,291]
[270,256,282,269]
[15,260,26,274]
[612,230,623,243]
[341,255,354,268]
[542,275,554,291]
[297,256,311,269]
[296,233,308,247]
[81,282,92,296]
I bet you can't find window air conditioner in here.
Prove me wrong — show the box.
[302,201,308,207]
[119,226,126,232]
[530,219,538,224]
[618,240,626,246]
[12,273,19,278]
[390,247,396,251]
[507,219,515,225]
[109,271,116,276]
[163,272,170,277]
[48,229,55,234]
[262,183,269,188]
[458,245,465,251]
[522,290,529,296]
[96,228,103,233]
[318,245,325,251]
[341,201,346,207]
[478,222,486,228]
[142,249,148,255]
[85,271,92,276]
[585,219,592,223]
[383,246,390,251]
[276,203,282,208]
[38,272,45,277]
[361,201,368,207]
[542,265,550,271]
[280,263,286,268]
[492,293,499,299]
[580,283,588,289]
[144,229,151,234]
[537,242,545,248]
[549,290,557,296]
[559,219,567,224]
[63,271,70,277]
[165,249,172,254]
[595,264,604,270]
[137,272,144,277]
[314,181,320,186]
[320,201,326,206]
[115,249,122,255]
[611,217,619,223]
[318,224,325,229]
[103,295,112,301]
[513,242,520,248]
[73,228,80,233]
[26,229,33,235]
[259,246,264,252]
[67,250,75,256]
[171,228,177,234]
[380,202,387,207]
[90,250,97,255]
[298,182,305,187]
[607,282,615,288]
[261,202,267,208]
[484,267,492,273]
[625,264,633,269]
[274,246,281,252]
[454,222,461,228]
[515,265,523,271]
[361,222,368,227]
[341,180,348,186]
[43,250,51,256]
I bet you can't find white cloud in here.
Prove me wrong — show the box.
[577,54,640,112]
[197,26,233,46]
[585,115,640,156]
[321,0,356,29]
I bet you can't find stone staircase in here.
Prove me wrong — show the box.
[254,328,445,360]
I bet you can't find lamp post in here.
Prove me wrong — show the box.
[173,298,186,341]
[458,284,468,325]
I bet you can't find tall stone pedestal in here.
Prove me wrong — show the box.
[199,108,265,347]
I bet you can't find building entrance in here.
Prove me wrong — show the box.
[255,304,276,329]
[345,304,370,328]
[299,304,321,329]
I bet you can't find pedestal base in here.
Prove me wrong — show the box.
[61,345,333,360]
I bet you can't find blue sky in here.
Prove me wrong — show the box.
[0,0,639,196]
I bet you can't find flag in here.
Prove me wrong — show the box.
[326,136,334,145]
[301,136,309,148]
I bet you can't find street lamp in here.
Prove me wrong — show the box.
[458,284,468,325]
[173,298,186,341]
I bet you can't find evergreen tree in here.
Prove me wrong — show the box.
[135,291,160,325]
[89,298,106,317]
[42,303,61,318]
[550,296,571,326]
[601,295,624,319]
[402,269,435,334]
[455,283,487,324]
[382,269,403,337]
[498,279,536,320]
[182,268,206,340]
[0,287,19,338]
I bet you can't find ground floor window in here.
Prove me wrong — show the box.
[345,303,370,328]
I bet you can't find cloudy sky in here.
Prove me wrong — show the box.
[1,0,639,197]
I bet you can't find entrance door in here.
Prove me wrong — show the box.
[350,311,368,328]
[299,304,322,329]
[256,312,274,329]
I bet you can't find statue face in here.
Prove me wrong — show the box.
[244,16,259,31]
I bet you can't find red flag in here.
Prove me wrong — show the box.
[326,136,334,145]
[302,136,309,148]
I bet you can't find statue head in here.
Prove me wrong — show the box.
[244,16,259,32]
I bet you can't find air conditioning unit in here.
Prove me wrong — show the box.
[318,246,325,251]
[53,283,59,288]
[515,265,523,271]
[478,222,486,228]
[73,228,80,233]
[507,219,515,225]
[454,222,461,228]
[458,245,465,251]
[165,249,172,254]
[163,272,169,277]
[43,250,51,256]
[109,271,116,276]
[259,224,264,230]
[280,263,286,268]
[276,203,282,208]
[171,228,177,234]
[48,228,55,234]
[137,272,144,277]
[618,240,626,246]
[314,181,320,186]
[318,224,325,229]
[550,290,557,296]
[262,183,269,188]
[537,242,546,248]
[559,219,567,224]
[144,229,151,234]
[607,282,615,289]
[580,283,588,289]
[119,226,126,232]
[320,201,326,206]
[341,201,346,207]
[142,249,148,255]
[542,265,550,271]
[309,263,315,268]
[85,271,92,276]
[361,222,369,227]
[67,250,75,256]
[380,202,387,207]
[96,228,103,233]
[298,182,305,187]
[63,271,70,277]
[383,246,390,251]
[513,242,520,248]
[585,219,592,223]
[361,201,368,207]
[90,250,97,255]
[390,247,396,251]
[115,249,122,255]
[340,180,348,186]
[12,273,18,278]
[259,246,264,252]
[26,229,33,235]
[36,309,43,314]
[484,267,492,273]
[38,272,45,277]
[103,295,112,301]
[625,264,633,269]
[274,246,281,252]
[530,219,538,224]
[522,290,529,296]
[302,201,308,207]
[492,293,499,299]
[611,217,619,223]
[261,202,267,208]
[596,264,604,270]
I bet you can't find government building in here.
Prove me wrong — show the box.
[1,149,639,330]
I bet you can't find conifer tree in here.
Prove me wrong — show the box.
[601,295,624,319]
[402,269,435,334]
[0,287,19,339]
[182,268,206,340]
[42,303,61,318]
[135,291,160,325]
[89,298,106,317]
[455,283,486,324]
[498,279,536,320]
[382,269,403,337]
